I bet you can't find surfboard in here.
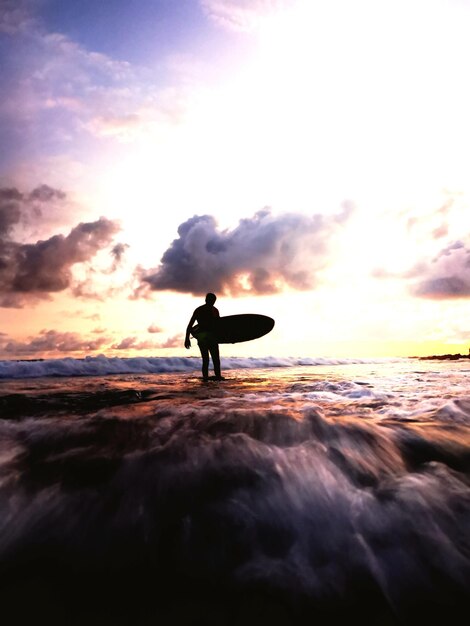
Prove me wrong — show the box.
[191,314,275,344]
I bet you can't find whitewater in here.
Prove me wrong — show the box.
[0,356,469,625]
[0,354,389,379]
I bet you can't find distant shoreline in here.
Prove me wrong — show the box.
[415,353,470,361]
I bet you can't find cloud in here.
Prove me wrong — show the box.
[0,185,73,238]
[34,31,132,84]
[0,329,109,356]
[28,184,66,203]
[403,197,455,241]
[0,184,68,239]
[373,238,470,299]
[0,0,37,35]
[200,0,293,32]
[65,309,101,321]
[70,280,120,301]
[432,224,449,239]
[111,334,181,350]
[69,241,131,300]
[411,241,470,299]
[0,186,120,307]
[112,337,156,351]
[110,242,129,270]
[0,327,180,359]
[159,334,183,349]
[1,1,190,163]
[0,188,22,236]
[138,207,352,297]
[86,114,144,142]
[147,324,163,334]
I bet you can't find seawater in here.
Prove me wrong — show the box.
[0,358,469,625]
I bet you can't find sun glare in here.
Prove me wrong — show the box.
[4,0,468,360]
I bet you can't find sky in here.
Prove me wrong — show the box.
[0,0,469,360]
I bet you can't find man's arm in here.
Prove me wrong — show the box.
[184,312,197,349]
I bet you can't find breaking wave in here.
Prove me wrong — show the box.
[0,355,392,379]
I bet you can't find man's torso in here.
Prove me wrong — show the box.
[194,304,219,331]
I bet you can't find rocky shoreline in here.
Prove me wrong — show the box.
[417,353,470,361]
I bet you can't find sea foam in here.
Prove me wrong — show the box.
[1,360,468,625]
[0,354,389,379]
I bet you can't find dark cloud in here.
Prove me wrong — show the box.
[0,329,109,356]
[0,188,22,236]
[0,218,119,306]
[0,185,68,235]
[139,207,352,297]
[28,184,66,203]
[0,186,120,307]
[373,239,470,299]
[111,242,129,263]
[109,242,129,272]
[411,241,470,299]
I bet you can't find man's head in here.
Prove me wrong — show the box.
[205,292,217,305]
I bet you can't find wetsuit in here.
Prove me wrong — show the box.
[192,304,221,379]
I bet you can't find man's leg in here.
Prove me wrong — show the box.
[198,343,210,380]
[209,342,222,378]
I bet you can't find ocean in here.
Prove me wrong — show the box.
[0,356,469,625]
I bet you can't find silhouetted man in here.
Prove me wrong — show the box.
[185,293,224,381]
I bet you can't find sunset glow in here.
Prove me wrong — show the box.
[1,0,469,359]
